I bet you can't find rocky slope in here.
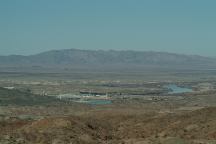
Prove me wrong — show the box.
[0,107,215,144]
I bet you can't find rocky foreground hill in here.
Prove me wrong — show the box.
[0,107,215,144]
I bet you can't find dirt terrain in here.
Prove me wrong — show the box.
[0,107,215,144]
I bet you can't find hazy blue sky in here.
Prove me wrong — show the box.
[0,0,216,56]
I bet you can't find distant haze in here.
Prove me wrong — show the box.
[0,0,216,56]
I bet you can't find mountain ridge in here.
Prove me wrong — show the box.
[0,48,216,70]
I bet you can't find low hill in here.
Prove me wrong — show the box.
[0,87,58,106]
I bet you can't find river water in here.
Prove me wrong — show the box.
[74,99,112,105]
[165,84,193,94]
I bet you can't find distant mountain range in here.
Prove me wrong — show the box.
[0,49,216,70]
